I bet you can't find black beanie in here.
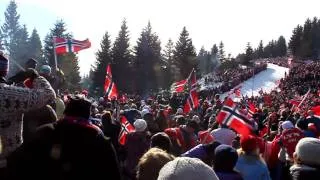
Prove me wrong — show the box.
[64,95,92,119]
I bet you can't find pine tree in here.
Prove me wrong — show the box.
[218,41,225,61]
[242,42,253,65]
[0,25,4,51]
[43,20,80,91]
[90,32,112,96]
[198,46,207,76]
[277,36,287,57]
[1,0,20,51]
[173,27,197,79]
[1,0,23,75]
[111,19,132,93]
[134,21,162,94]
[28,28,43,65]
[257,40,264,58]
[163,38,175,85]
[13,24,29,64]
[211,44,218,57]
[289,25,303,57]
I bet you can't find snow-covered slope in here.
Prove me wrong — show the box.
[221,63,289,100]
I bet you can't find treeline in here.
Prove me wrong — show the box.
[289,17,320,60]
[0,1,81,91]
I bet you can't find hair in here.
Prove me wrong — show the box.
[150,132,172,152]
[136,148,175,180]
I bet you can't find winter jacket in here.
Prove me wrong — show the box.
[235,154,271,180]
[0,76,56,168]
[215,171,243,180]
[124,131,151,176]
[6,118,121,180]
[290,164,320,180]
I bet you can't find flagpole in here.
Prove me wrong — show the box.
[53,36,58,75]
[251,68,254,97]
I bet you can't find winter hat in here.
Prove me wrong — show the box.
[295,137,320,166]
[192,115,201,124]
[176,108,183,115]
[141,108,151,118]
[64,95,92,119]
[25,58,38,69]
[157,157,219,180]
[134,119,147,132]
[281,121,294,130]
[39,65,52,75]
[240,135,258,152]
[0,54,9,77]
[214,145,238,171]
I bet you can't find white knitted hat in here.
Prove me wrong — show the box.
[157,157,219,180]
[192,115,200,124]
[134,119,147,132]
[281,121,294,130]
[295,137,320,166]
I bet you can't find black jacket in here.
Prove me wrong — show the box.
[290,164,320,180]
[7,119,122,180]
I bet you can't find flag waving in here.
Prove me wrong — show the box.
[104,64,118,100]
[119,116,135,145]
[54,37,91,54]
[183,69,199,113]
[216,98,256,137]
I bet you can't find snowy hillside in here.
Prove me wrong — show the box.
[221,63,289,99]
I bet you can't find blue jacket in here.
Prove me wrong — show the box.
[235,154,271,180]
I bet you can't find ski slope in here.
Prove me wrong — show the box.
[221,63,289,100]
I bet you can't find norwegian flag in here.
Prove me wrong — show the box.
[183,69,199,113]
[244,100,257,118]
[104,64,119,100]
[171,79,187,93]
[53,37,91,54]
[216,98,256,136]
[118,116,135,145]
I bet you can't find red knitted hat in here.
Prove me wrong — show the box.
[240,135,258,152]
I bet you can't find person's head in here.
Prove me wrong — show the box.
[176,108,183,115]
[186,120,199,133]
[0,54,9,77]
[240,135,259,155]
[296,119,308,131]
[157,157,219,180]
[137,148,175,180]
[214,145,238,172]
[134,119,148,132]
[151,132,172,152]
[192,115,200,124]
[25,58,37,69]
[202,141,221,166]
[175,115,186,126]
[63,95,92,119]
[39,65,52,76]
[101,111,112,127]
[281,121,294,131]
[293,137,320,166]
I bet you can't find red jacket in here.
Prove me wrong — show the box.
[165,126,197,153]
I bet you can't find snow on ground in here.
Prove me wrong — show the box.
[220,63,289,100]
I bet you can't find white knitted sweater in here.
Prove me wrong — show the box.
[0,76,56,167]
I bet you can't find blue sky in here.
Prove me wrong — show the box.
[0,0,320,75]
